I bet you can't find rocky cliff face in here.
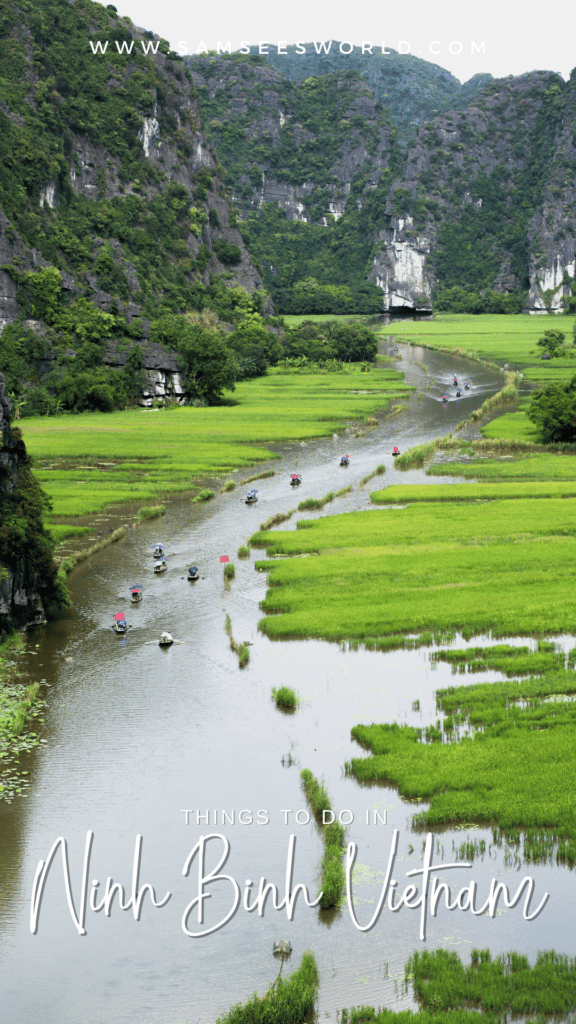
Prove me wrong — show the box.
[250,44,493,145]
[0,374,60,632]
[189,53,576,313]
[187,56,398,224]
[0,0,267,336]
[374,71,576,311]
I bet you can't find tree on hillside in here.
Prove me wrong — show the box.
[150,315,236,405]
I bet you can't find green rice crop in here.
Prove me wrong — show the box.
[223,561,235,580]
[46,523,93,544]
[21,366,408,520]
[427,452,576,481]
[379,313,576,379]
[192,488,216,503]
[237,545,250,559]
[375,481,576,502]
[215,951,318,1024]
[272,686,298,708]
[481,410,540,442]
[253,497,576,639]
[406,948,576,1016]
[220,480,236,492]
[346,667,576,864]
[136,504,165,523]
[339,948,576,1021]
[334,485,353,497]
[300,769,346,909]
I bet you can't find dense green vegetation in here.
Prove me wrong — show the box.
[254,45,492,143]
[244,203,386,314]
[340,948,576,1021]
[527,374,576,442]
[404,948,576,1016]
[215,951,318,1024]
[346,665,576,864]
[20,365,407,520]
[254,495,576,639]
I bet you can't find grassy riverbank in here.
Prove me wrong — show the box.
[20,365,408,524]
[379,313,576,382]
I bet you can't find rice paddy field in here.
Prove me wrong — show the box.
[18,365,408,522]
[426,452,576,480]
[379,313,576,383]
[347,663,576,864]
[253,496,576,639]
[376,480,576,502]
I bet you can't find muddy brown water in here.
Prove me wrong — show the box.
[0,343,566,1023]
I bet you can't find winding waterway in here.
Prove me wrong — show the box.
[1,340,568,1023]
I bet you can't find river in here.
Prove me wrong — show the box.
[1,340,568,1023]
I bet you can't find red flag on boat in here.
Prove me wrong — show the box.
[220,555,229,563]
[113,612,126,621]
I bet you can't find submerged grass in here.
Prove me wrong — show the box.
[240,469,275,485]
[21,366,408,520]
[340,948,576,1022]
[215,951,318,1024]
[58,526,126,575]
[260,509,296,531]
[300,768,346,909]
[272,685,298,708]
[298,491,334,511]
[237,545,250,559]
[0,634,46,803]
[192,488,215,503]
[224,613,249,668]
[346,666,576,864]
[136,504,165,523]
[360,464,385,486]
